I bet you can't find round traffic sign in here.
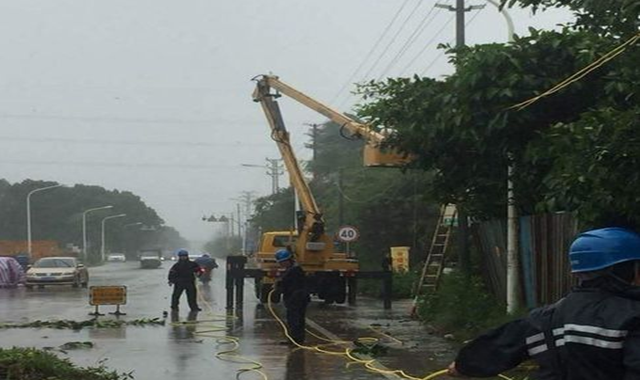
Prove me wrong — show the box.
[337,225,360,243]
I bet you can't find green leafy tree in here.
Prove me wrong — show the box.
[357,23,638,224]
[0,179,187,258]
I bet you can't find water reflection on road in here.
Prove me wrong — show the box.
[0,261,454,379]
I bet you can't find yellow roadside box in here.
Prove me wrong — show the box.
[390,246,410,273]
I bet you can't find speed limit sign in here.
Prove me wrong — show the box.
[337,225,360,243]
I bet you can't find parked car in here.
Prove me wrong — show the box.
[106,253,126,262]
[25,257,88,289]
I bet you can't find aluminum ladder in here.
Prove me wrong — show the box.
[415,204,457,297]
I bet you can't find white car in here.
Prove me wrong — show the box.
[106,253,126,262]
[26,257,88,289]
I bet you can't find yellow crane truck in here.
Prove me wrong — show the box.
[250,74,408,304]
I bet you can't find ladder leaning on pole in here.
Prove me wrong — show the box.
[410,204,457,317]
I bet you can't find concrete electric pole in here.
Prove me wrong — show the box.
[434,0,484,276]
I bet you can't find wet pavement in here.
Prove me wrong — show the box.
[0,260,459,379]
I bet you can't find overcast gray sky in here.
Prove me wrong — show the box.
[0,0,573,244]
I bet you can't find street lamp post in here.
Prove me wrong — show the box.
[82,205,113,262]
[485,0,519,313]
[26,184,63,255]
[101,214,127,262]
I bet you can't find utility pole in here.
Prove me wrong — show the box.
[304,123,320,180]
[265,158,284,194]
[434,0,484,276]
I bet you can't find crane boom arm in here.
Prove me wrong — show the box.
[256,75,386,144]
[253,77,325,243]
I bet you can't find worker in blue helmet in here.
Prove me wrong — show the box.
[275,247,309,345]
[168,249,202,312]
[448,227,640,379]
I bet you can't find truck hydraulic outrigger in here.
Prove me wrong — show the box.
[225,255,393,312]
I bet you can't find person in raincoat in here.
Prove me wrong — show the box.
[275,248,310,345]
[168,249,202,312]
[0,257,26,288]
[194,253,218,283]
[448,227,640,380]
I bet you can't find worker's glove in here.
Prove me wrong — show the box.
[447,362,466,378]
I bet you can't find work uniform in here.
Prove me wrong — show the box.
[455,276,640,380]
[168,260,201,311]
[279,264,310,344]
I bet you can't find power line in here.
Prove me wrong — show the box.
[0,159,252,170]
[399,13,456,75]
[357,0,425,84]
[0,113,257,126]
[376,4,440,80]
[0,136,274,148]
[420,6,485,76]
[329,0,413,106]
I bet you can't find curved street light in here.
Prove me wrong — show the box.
[26,184,63,255]
[101,214,127,262]
[82,205,113,262]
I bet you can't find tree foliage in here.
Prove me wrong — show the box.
[0,179,187,258]
[356,1,639,226]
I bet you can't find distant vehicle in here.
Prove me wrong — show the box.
[106,253,126,262]
[25,257,88,289]
[139,249,162,269]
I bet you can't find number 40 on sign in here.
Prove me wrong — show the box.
[337,225,359,243]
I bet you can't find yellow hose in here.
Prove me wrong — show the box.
[178,281,516,380]
[168,283,269,380]
[267,289,516,380]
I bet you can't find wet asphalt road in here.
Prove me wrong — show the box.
[0,260,456,380]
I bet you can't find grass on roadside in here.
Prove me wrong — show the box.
[358,271,418,299]
[0,347,133,380]
[416,271,523,341]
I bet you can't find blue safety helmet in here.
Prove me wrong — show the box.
[275,249,293,263]
[569,227,640,273]
[176,249,189,257]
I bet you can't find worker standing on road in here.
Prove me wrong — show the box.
[448,227,640,379]
[168,249,202,312]
[275,248,310,345]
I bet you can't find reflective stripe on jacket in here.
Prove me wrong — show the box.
[455,277,640,380]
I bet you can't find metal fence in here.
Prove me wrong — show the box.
[474,213,577,309]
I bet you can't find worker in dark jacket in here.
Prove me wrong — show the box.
[448,227,640,380]
[168,249,202,312]
[275,248,310,345]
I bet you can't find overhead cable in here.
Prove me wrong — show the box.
[399,13,456,75]
[510,31,640,110]
[329,0,413,106]
[376,4,440,80]
[419,6,485,77]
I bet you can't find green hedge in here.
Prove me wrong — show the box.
[0,348,133,380]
